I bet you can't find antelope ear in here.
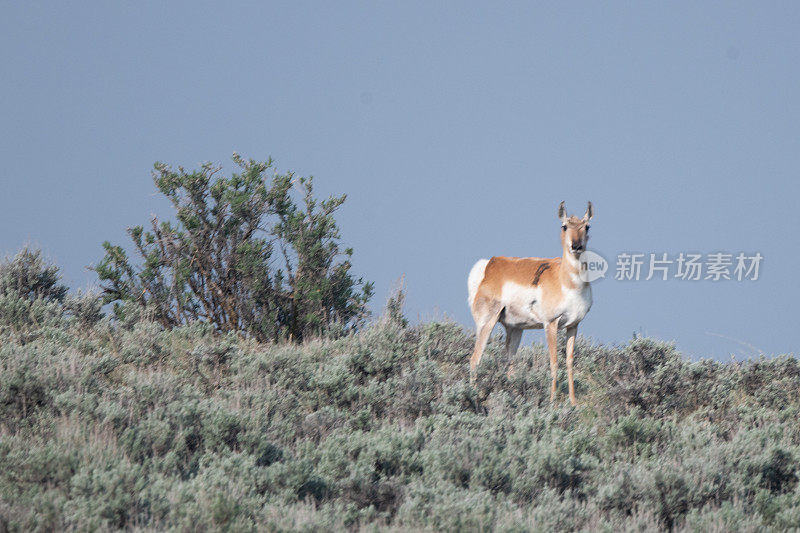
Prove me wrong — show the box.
[558,201,567,221]
[583,201,593,221]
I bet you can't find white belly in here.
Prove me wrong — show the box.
[497,282,546,329]
[497,282,592,329]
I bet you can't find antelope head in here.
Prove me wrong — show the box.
[558,201,593,257]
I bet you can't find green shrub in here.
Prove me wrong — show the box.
[0,248,103,340]
[0,248,67,303]
[1,302,799,530]
[93,155,372,343]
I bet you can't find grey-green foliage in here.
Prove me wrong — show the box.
[93,154,373,344]
[0,248,102,340]
[0,247,67,303]
[1,293,799,531]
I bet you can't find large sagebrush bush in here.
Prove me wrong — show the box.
[93,154,372,343]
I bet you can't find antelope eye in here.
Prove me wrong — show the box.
[561,225,567,231]
[585,225,590,230]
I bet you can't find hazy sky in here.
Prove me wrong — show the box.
[2,2,798,360]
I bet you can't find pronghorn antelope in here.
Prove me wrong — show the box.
[467,201,594,405]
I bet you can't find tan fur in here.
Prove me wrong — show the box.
[468,202,594,405]
[477,256,574,314]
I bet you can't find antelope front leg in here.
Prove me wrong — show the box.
[565,325,578,406]
[545,320,559,402]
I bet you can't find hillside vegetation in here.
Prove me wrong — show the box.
[1,290,800,531]
[1,160,798,531]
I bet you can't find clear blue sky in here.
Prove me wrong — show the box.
[2,2,798,359]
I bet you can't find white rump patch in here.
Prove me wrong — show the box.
[467,259,490,305]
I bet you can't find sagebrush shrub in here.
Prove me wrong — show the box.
[1,303,799,531]
[93,155,372,343]
[0,248,103,339]
[0,248,68,303]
